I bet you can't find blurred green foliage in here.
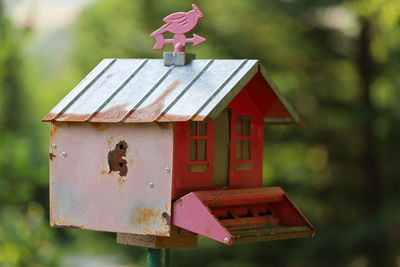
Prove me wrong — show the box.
[0,0,399,266]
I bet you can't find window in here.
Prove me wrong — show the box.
[234,115,252,171]
[188,121,209,172]
[236,115,251,161]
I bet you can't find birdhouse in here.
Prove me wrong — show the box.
[43,4,314,248]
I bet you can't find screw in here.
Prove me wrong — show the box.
[223,238,229,243]
[62,152,67,158]
[148,182,154,188]
[51,144,57,149]
[165,167,171,173]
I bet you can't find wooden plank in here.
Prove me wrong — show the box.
[231,226,312,238]
[212,109,230,186]
[117,226,198,248]
[230,226,313,244]
[220,215,280,230]
[194,187,285,207]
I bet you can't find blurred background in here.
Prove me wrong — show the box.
[0,0,399,266]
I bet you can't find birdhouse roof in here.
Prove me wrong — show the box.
[43,59,301,124]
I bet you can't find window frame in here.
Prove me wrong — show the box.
[235,115,252,162]
[233,114,253,171]
[187,121,213,173]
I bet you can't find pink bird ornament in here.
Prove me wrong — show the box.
[151,4,206,52]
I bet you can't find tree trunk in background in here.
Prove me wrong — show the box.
[357,19,391,267]
[0,0,24,132]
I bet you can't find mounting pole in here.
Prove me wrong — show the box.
[147,248,170,267]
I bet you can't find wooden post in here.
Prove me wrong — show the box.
[147,248,169,267]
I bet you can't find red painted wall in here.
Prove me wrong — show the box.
[172,121,215,199]
[172,73,269,199]
[227,89,264,188]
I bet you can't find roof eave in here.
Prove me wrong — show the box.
[198,61,259,121]
[258,64,303,126]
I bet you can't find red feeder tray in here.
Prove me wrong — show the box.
[172,187,314,245]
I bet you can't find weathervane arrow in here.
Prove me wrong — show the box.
[187,34,206,46]
[150,4,206,52]
[153,34,206,51]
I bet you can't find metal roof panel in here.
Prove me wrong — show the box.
[43,58,116,121]
[90,59,173,122]
[125,59,214,122]
[43,58,299,123]
[57,59,146,122]
[157,60,250,121]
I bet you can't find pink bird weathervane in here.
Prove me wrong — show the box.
[151,4,206,52]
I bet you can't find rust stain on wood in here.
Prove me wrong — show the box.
[117,177,126,184]
[64,122,81,127]
[140,228,169,236]
[51,213,86,230]
[90,123,109,131]
[50,123,58,139]
[162,212,171,226]
[53,224,84,230]
[150,230,169,236]
[156,122,173,129]
[107,136,115,146]
[108,140,128,177]
[133,207,158,226]
[49,152,56,161]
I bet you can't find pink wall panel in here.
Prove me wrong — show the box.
[49,122,173,236]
